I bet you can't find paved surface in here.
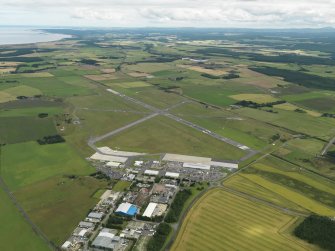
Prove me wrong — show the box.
[321,136,335,156]
[88,88,259,161]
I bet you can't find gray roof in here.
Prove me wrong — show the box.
[88,212,104,219]
[79,221,94,228]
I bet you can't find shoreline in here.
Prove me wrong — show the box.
[0,28,72,46]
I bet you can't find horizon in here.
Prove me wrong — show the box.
[1,0,335,28]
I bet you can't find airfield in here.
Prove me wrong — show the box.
[0,29,335,251]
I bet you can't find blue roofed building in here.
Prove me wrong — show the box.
[115,202,138,217]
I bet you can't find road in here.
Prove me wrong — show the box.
[88,88,259,161]
[321,136,335,156]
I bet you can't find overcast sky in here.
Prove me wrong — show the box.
[1,0,335,28]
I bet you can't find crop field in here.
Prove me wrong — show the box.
[1,28,335,251]
[0,188,49,251]
[240,157,335,216]
[98,115,246,160]
[171,189,315,251]
[230,93,279,103]
[224,175,306,212]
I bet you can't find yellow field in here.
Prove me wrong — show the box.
[0,68,16,74]
[224,174,305,212]
[20,72,54,78]
[3,85,42,97]
[0,91,16,103]
[171,189,315,251]
[178,64,227,76]
[252,163,335,195]
[240,174,335,216]
[127,72,152,78]
[274,103,321,117]
[230,93,278,103]
[84,74,118,81]
[113,81,151,88]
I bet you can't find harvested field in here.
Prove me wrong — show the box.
[171,189,314,251]
[178,64,227,76]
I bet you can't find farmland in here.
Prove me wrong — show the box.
[171,189,316,251]
[1,28,335,251]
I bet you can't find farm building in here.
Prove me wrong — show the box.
[92,228,120,251]
[115,202,138,217]
[143,202,158,218]
[144,169,159,176]
[165,172,180,178]
[183,162,211,170]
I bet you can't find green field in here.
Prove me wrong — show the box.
[0,116,57,144]
[112,180,132,192]
[98,115,246,160]
[14,176,107,245]
[0,188,50,251]
[1,141,94,190]
[171,189,315,251]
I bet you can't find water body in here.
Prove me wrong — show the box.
[0,27,71,46]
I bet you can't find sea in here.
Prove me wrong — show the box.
[0,27,71,46]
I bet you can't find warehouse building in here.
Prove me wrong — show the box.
[142,202,157,218]
[210,161,238,169]
[165,172,180,179]
[92,228,120,251]
[144,170,159,176]
[183,162,211,170]
[115,202,138,217]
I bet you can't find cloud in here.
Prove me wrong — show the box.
[0,0,335,27]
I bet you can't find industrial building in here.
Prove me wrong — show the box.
[106,161,121,167]
[142,202,158,218]
[144,169,159,176]
[165,172,180,178]
[90,152,128,163]
[87,212,104,221]
[183,162,211,170]
[92,228,120,251]
[210,161,238,169]
[115,202,138,217]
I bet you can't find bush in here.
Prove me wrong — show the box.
[37,135,65,145]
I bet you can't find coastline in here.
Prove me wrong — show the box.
[0,27,72,46]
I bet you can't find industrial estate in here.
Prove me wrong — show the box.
[1,27,335,251]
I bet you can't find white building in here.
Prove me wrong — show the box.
[142,202,158,218]
[165,172,180,178]
[144,170,159,176]
[183,162,211,170]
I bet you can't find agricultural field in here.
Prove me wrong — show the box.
[171,189,317,251]
[1,28,335,251]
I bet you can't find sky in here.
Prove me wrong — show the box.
[1,0,335,28]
